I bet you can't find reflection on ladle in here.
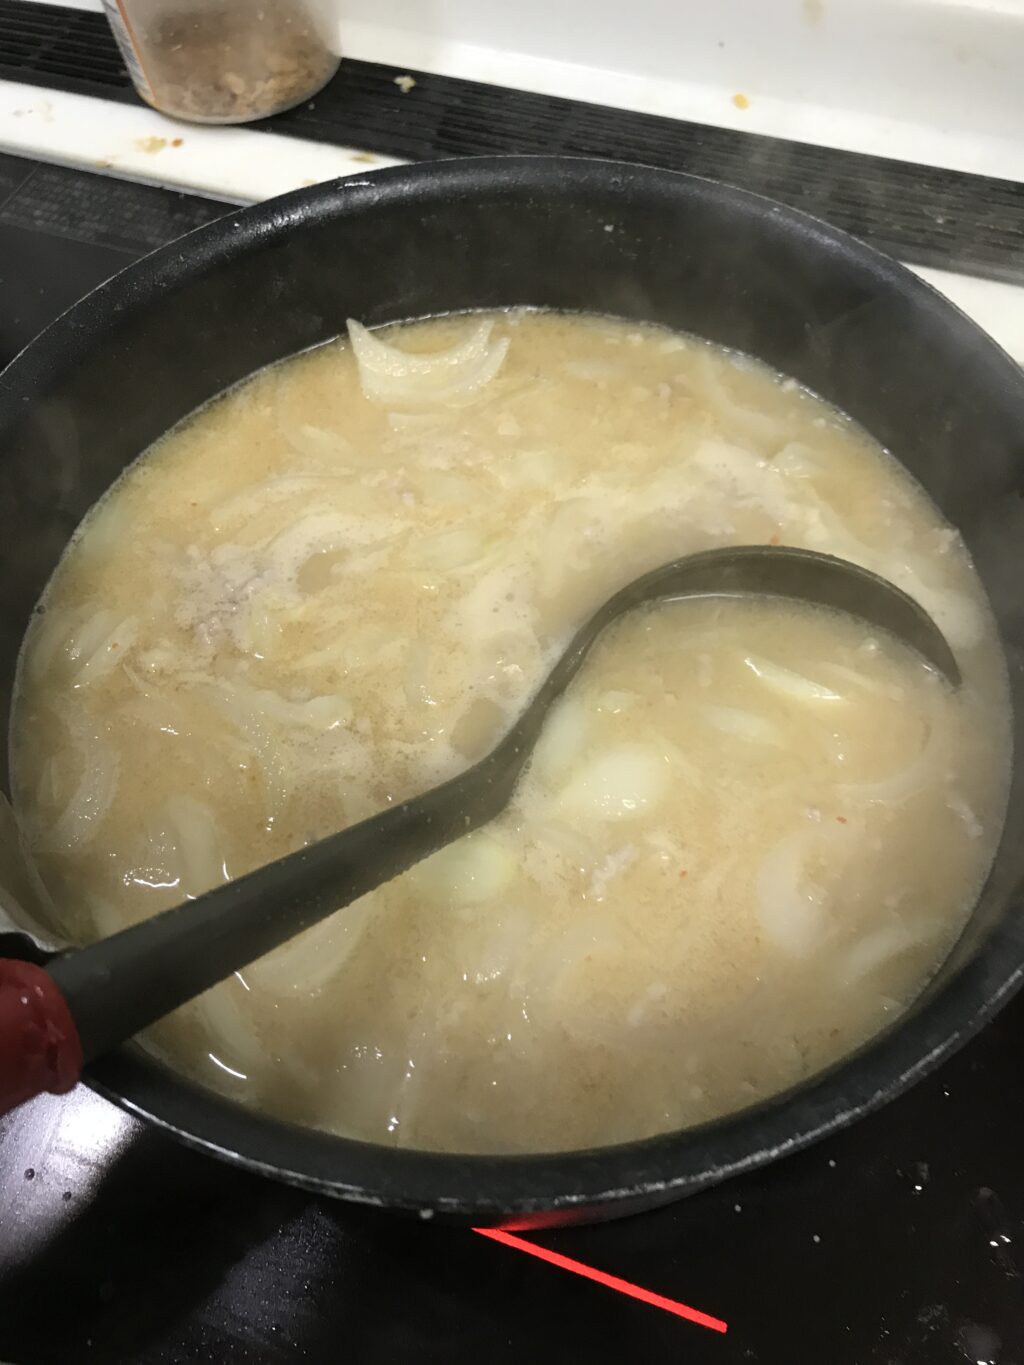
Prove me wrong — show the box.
[0,545,958,1115]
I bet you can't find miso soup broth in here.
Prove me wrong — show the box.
[12,310,1010,1154]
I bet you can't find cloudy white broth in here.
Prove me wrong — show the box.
[12,311,1009,1154]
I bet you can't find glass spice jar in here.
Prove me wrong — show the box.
[102,0,340,125]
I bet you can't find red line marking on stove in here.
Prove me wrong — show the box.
[472,1227,728,1334]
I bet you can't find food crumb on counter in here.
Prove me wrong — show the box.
[732,93,750,110]
[394,74,417,94]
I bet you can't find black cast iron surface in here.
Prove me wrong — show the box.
[0,152,1022,1363]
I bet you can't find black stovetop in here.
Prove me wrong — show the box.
[0,150,1021,1365]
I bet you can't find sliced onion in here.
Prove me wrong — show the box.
[210,679,353,733]
[693,351,790,448]
[532,699,589,784]
[410,471,482,506]
[35,728,119,852]
[450,696,507,759]
[285,423,352,463]
[743,655,843,703]
[274,369,354,464]
[66,608,139,684]
[536,496,603,600]
[267,512,400,579]
[67,607,120,664]
[246,901,373,996]
[389,1054,427,1148]
[75,615,139,686]
[562,358,625,383]
[162,794,229,898]
[839,923,916,984]
[887,562,982,652]
[535,916,627,1044]
[467,904,534,987]
[348,318,510,409]
[409,524,490,571]
[236,598,282,659]
[276,410,353,467]
[202,685,311,817]
[75,490,130,560]
[85,890,129,940]
[595,689,639,715]
[193,981,265,1079]
[690,439,795,523]
[837,731,941,805]
[0,792,57,938]
[702,704,783,745]
[211,475,349,530]
[498,448,563,489]
[947,793,984,839]
[416,832,517,906]
[527,818,601,879]
[755,831,827,957]
[796,508,981,655]
[292,623,403,676]
[772,441,828,479]
[556,744,668,821]
[386,411,444,433]
[819,662,888,695]
[643,827,687,864]
[588,843,638,900]
[25,606,74,682]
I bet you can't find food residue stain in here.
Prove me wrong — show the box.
[732,93,750,110]
[135,136,168,154]
[352,152,377,163]
[803,0,825,25]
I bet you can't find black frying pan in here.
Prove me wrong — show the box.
[0,157,1022,1227]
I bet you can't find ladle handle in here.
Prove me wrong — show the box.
[44,778,490,1072]
[0,779,452,1113]
[0,705,525,1115]
[0,959,82,1115]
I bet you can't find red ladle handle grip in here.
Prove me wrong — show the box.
[0,960,82,1116]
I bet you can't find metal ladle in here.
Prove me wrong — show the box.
[0,545,958,1114]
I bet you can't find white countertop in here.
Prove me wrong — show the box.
[2,0,1023,361]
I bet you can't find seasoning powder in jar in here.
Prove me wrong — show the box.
[102,0,340,124]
